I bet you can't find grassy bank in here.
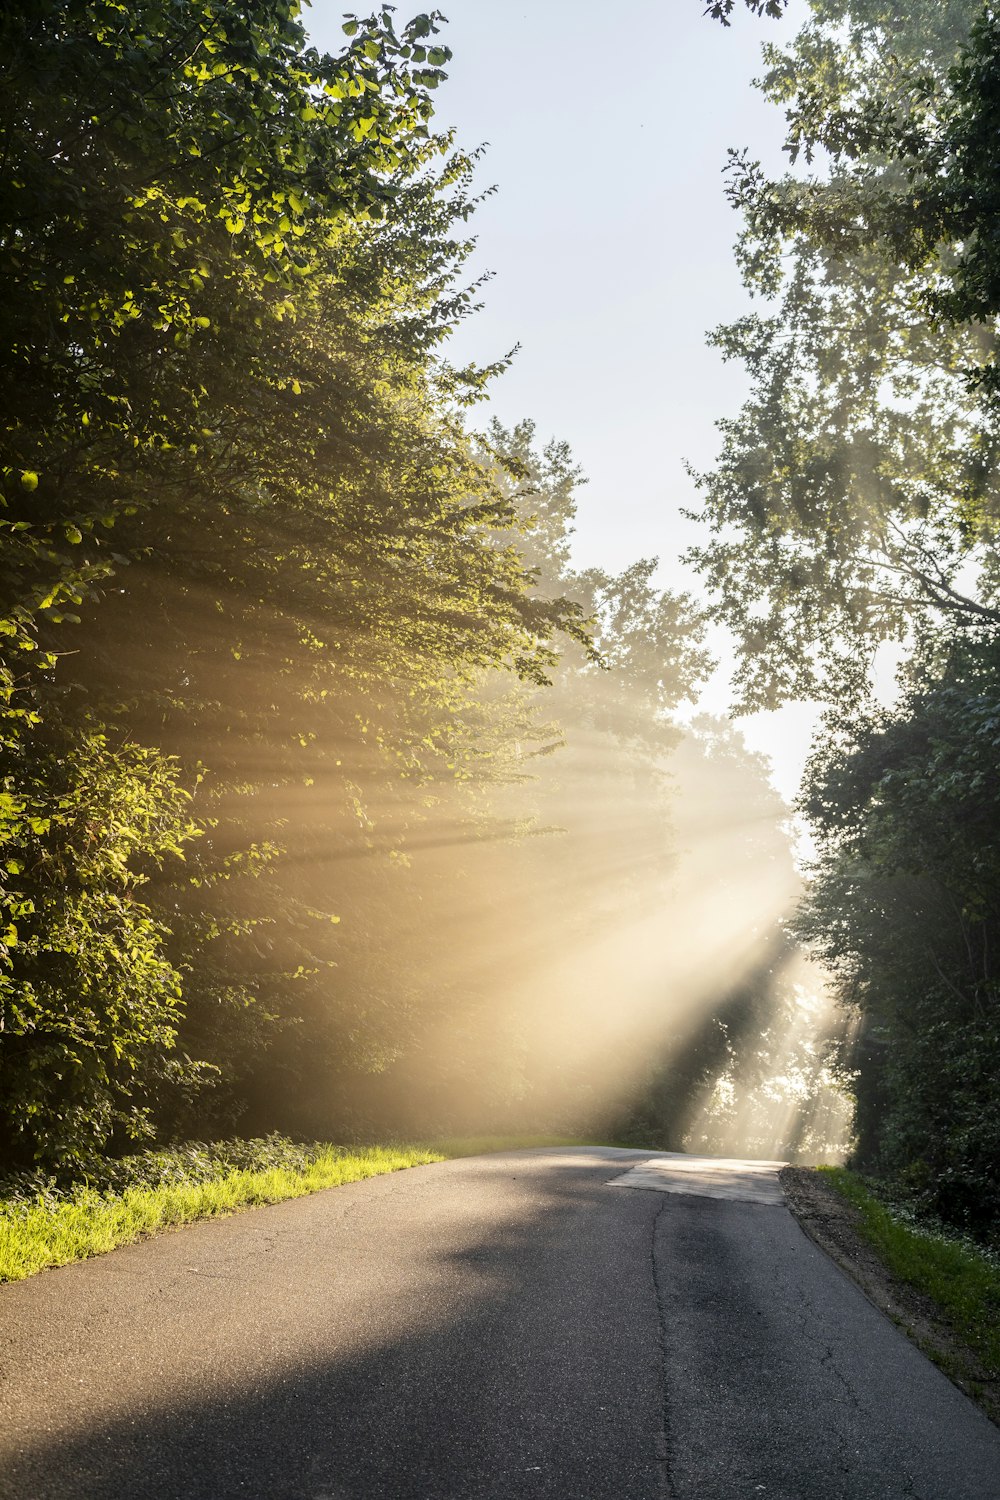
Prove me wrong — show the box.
[0,1143,446,1283]
[819,1166,1000,1384]
[0,1134,588,1284]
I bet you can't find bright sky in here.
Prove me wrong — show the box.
[305,0,819,800]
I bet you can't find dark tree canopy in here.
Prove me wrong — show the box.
[797,636,1000,1229]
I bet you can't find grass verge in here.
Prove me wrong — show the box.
[0,1133,590,1284]
[0,1143,444,1283]
[818,1166,1000,1387]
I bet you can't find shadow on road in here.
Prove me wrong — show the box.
[1,1153,667,1500]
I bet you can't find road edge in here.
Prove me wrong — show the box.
[779,1165,999,1428]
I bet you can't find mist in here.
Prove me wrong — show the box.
[138,422,850,1164]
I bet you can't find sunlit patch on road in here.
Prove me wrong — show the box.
[607,1153,786,1204]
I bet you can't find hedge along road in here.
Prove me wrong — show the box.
[1,1148,998,1499]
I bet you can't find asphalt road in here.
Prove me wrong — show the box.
[1,1147,999,1499]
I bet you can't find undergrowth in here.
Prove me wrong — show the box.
[0,1138,443,1282]
[819,1166,1000,1382]
[0,1133,589,1283]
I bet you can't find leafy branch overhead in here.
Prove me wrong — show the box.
[704,0,788,24]
[689,0,1000,711]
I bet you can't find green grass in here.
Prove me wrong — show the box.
[818,1166,1000,1380]
[0,1144,445,1283]
[0,1133,594,1284]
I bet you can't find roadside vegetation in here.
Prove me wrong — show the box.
[819,1168,1000,1391]
[0,1137,443,1282]
[701,0,1000,1243]
[0,1133,593,1284]
[0,0,832,1183]
[2,0,999,1256]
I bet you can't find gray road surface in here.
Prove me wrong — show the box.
[1,1147,998,1499]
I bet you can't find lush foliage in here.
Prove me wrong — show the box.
[6,0,799,1170]
[820,1167,1000,1383]
[0,732,199,1163]
[697,0,1000,1231]
[691,0,1000,711]
[799,640,1000,1230]
[0,1135,447,1282]
[0,0,596,1165]
[0,0,866,1178]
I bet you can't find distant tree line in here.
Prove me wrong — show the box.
[703,0,1000,1233]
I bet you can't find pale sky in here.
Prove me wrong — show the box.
[305,0,819,800]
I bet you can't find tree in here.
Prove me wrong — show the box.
[0,731,200,1164]
[688,0,1000,709]
[0,0,454,667]
[797,635,1000,1229]
[0,2,595,1164]
[694,1,1000,1209]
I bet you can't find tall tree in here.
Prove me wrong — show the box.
[797,635,1000,1230]
[0,2,592,1165]
[695,0,1000,1210]
[689,0,1000,710]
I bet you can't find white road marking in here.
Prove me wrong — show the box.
[607,1152,786,1205]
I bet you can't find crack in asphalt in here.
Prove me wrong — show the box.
[899,1466,929,1500]
[818,1342,863,1412]
[650,1193,679,1500]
